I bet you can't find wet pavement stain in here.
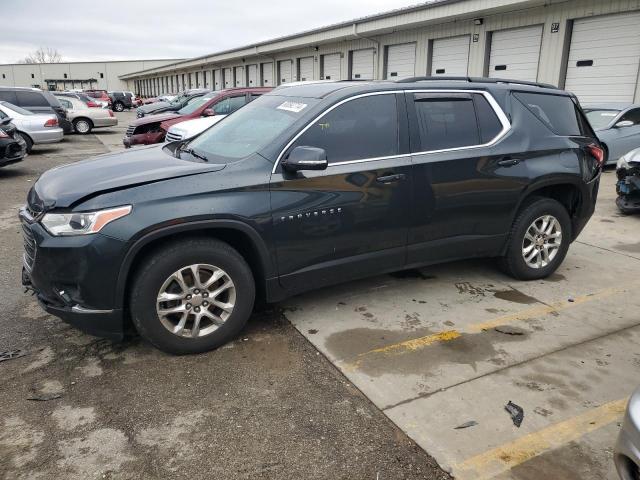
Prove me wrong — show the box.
[493,288,539,305]
[326,326,528,378]
[615,242,640,253]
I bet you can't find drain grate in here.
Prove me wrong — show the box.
[0,350,27,362]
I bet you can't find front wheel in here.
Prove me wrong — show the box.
[16,132,33,153]
[113,102,125,112]
[73,118,92,134]
[499,198,572,280]
[130,238,255,354]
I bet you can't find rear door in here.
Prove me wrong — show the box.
[270,92,412,292]
[406,91,519,264]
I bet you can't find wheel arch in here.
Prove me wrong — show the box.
[17,130,33,145]
[115,220,275,312]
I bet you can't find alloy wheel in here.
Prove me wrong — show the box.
[156,264,236,338]
[521,215,562,269]
[75,120,90,134]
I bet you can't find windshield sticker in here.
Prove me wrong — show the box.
[277,101,307,113]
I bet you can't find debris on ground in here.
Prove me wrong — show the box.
[494,326,525,336]
[0,349,27,362]
[505,401,524,427]
[27,393,62,401]
[454,420,478,430]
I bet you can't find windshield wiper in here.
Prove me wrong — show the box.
[179,146,209,162]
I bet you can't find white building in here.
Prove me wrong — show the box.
[121,0,640,105]
[0,59,183,92]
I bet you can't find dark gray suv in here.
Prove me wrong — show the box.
[0,87,72,133]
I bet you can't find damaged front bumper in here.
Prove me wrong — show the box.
[616,170,640,213]
[123,131,166,148]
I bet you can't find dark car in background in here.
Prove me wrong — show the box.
[20,78,603,355]
[108,91,135,112]
[0,116,27,167]
[136,89,209,118]
[0,87,72,133]
[123,87,271,147]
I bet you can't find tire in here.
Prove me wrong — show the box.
[616,195,635,215]
[73,118,92,134]
[130,238,255,355]
[499,197,572,280]
[17,132,33,154]
[113,102,125,112]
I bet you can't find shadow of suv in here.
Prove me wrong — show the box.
[20,77,603,354]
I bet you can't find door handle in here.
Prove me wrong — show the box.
[376,173,406,184]
[497,158,520,167]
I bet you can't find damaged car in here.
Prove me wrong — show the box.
[583,103,640,165]
[616,147,640,214]
[124,87,270,147]
[135,89,209,118]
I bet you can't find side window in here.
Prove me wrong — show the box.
[16,91,49,107]
[413,95,480,151]
[58,98,73,109]
[0,109,6,119]
[290,94,399,163]
[474,95,503,143]
[249,93,262,102]
[213,96,246,115]
[513,92,582,136]
[620,108,640,126]
[0,91,18,104]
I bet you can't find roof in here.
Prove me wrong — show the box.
[0,59,184,67]
[582,103,639,110]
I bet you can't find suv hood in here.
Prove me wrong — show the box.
[131,112,181,127]
[31,145,225,209]
[138,101,171,114]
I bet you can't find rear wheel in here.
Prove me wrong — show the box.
[113,101,125,112]
[16,132,33,153]
[499,198,571,280]
[130,238,255,354]
[73,118,93,134]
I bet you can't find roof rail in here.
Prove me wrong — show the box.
[396,76,560,90]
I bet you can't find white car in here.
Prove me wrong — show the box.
[165,115,226,142]
[0,101,63,153]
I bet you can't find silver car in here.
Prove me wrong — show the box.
[0,101,63,153]
[583,103,640,165]
[615,387,640,479]
[54,96,118,134]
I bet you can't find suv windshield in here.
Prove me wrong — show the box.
[584,109,621,129]
[178,94,216,115]
[0,101,33,116]
[186,95,318,163]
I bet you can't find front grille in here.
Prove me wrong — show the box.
[21,220,36,270]
[125,125,136,137]
[165,131,183,142]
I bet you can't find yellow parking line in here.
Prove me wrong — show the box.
[343,287,622,371]
[453,398,628,480]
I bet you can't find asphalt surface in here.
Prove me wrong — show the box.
[0,112,450,480]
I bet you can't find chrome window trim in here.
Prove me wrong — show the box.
[272,89,512,173]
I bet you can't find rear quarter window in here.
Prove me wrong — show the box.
[513,92,585,136]
[16,91,49,108]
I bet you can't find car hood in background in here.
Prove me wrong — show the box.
[31,145,225,209]
[165,115,227,139]
[130,112,181,127]
[137,101,171,114]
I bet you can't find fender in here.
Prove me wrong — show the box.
[113,219,275,309]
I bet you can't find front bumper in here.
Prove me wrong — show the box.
[123,131,165,148]
[0,138,26,166]
[19,207,127,340]
[615,393,640,480]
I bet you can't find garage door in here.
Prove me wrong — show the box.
[385,43,416,80]
[278,60,293,84]
[247,64,258,86]
[235,66,246,87]
[298,57,314,81]
[489,25,543,82]
[565,12,640,104]
[214,70,222,90]
[431,35,470,76]
[262,63,273,86]
[351,48,375,80]
[321,53,341,80]
[223,68,233,88]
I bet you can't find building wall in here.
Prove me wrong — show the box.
[125,0,640,102]
[0,60,182,91]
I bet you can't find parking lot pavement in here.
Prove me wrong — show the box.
[0,119,449,480]
[286,170,640,480]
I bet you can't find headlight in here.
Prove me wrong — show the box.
[617,154,631,170]
[41,205,132,236]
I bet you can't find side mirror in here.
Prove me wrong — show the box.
[282,146,328,172]
[202,108,216,117]
[615,120,634,128]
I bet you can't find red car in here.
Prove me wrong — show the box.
[123,87,271,148]
[84,89,112,108]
